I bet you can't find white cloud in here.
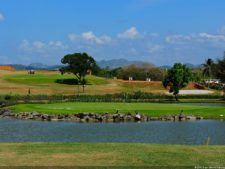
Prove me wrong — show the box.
[68,33,77,42]
[20,40,66,52]
[198,33,225,41]
[118,27,140,39]
[166,33,225,45]
[165,34,192,44]
[82,32,95,40]
[0,13,4,22]
[149,33,160,37]
[218,26,225,34]
[81,31,111,44]
[19,40,30,51]
[148,45,164,53]
[33,41,45,49]
[68,31,111,45]
[48,41,66,48]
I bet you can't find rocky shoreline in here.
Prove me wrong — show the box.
[0,108,204,122]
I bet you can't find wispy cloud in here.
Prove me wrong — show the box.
[165,34,192,44]
[20,40,67,52]
[68,31,112,45]
[0,13,5,22]
[68,33,77,42]
[118,27,141,39]
[148,44,164,53]
[17,25,225,65]
[218,26,225,34]
[166,32,225,45]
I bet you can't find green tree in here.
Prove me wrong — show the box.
[163,63,192,101]
[202,58,215,79]
[215,54,225,83]
[60,52,97,93]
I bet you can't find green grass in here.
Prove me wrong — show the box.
[4,74,109,85]
[0,143,224,166]
[10,102,225,119]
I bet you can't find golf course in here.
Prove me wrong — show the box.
[2,0,225,167]
[0,70,204,95]
[0,69,225,167]
[9,102,225,119]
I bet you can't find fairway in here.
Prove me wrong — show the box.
[0,70,205,95]
[0,143,224,166]
[10,102,225,119]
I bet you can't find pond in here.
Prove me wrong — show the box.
[0,118,225,145]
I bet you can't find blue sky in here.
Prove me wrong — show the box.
[1,0,225,66]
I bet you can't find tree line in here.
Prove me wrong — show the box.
[59,52,225,99]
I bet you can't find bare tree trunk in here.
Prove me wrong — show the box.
[175,94,179,101]
[77,85,80,95]
[82,85,85,93]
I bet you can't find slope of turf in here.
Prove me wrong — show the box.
[0,143,224,166]
[10,102,225,119]
[5,74,109,85]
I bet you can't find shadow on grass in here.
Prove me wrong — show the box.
[55,79,79,85]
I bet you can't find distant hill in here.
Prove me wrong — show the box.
[160,63,202,70]
[9,63,63,70]
[160,65,171,69]
[6,60,202,70]
[184,63,203,69]
[97,59,155,68]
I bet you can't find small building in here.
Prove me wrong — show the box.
[0,65,15,71]
[87,69,92,75]
[146,78,151,82]
[28,70,35,75]
[129,77,133,81]
[205,79,220,84]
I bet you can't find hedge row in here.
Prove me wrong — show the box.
[0,91,224,104]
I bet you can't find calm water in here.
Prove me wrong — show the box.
[0,118,225,145]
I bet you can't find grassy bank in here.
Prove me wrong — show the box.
[1,70,218,95]
[0,70,167,95]
[10,102,225,119]
[0,143,224,167]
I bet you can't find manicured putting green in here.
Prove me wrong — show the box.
[10,102,225,119]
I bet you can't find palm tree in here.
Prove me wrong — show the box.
[202,58,214,79]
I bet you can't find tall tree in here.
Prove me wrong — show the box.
[60,52,97,93]
[163,63,192,101]
[202,58,215,79]
[216,55,225,83]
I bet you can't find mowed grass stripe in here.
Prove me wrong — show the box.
[10,102,225,119]
[4,74,109,85]
[0,143,224,166]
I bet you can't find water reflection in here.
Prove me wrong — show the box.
[0,118,225,145]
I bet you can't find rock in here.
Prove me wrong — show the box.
[83,116,91,122]
[160,117,167,121]
[186,116,196,120]
[57,115,64,120]
[124,115,134,122]
[76,113,89,119]
[166,116,174,121]
[179,114,186,121]
[173,115,179,121]
[135,113,142,121]
[149,117,159,121]
[196,116,204,120]
[0,110,205,123]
